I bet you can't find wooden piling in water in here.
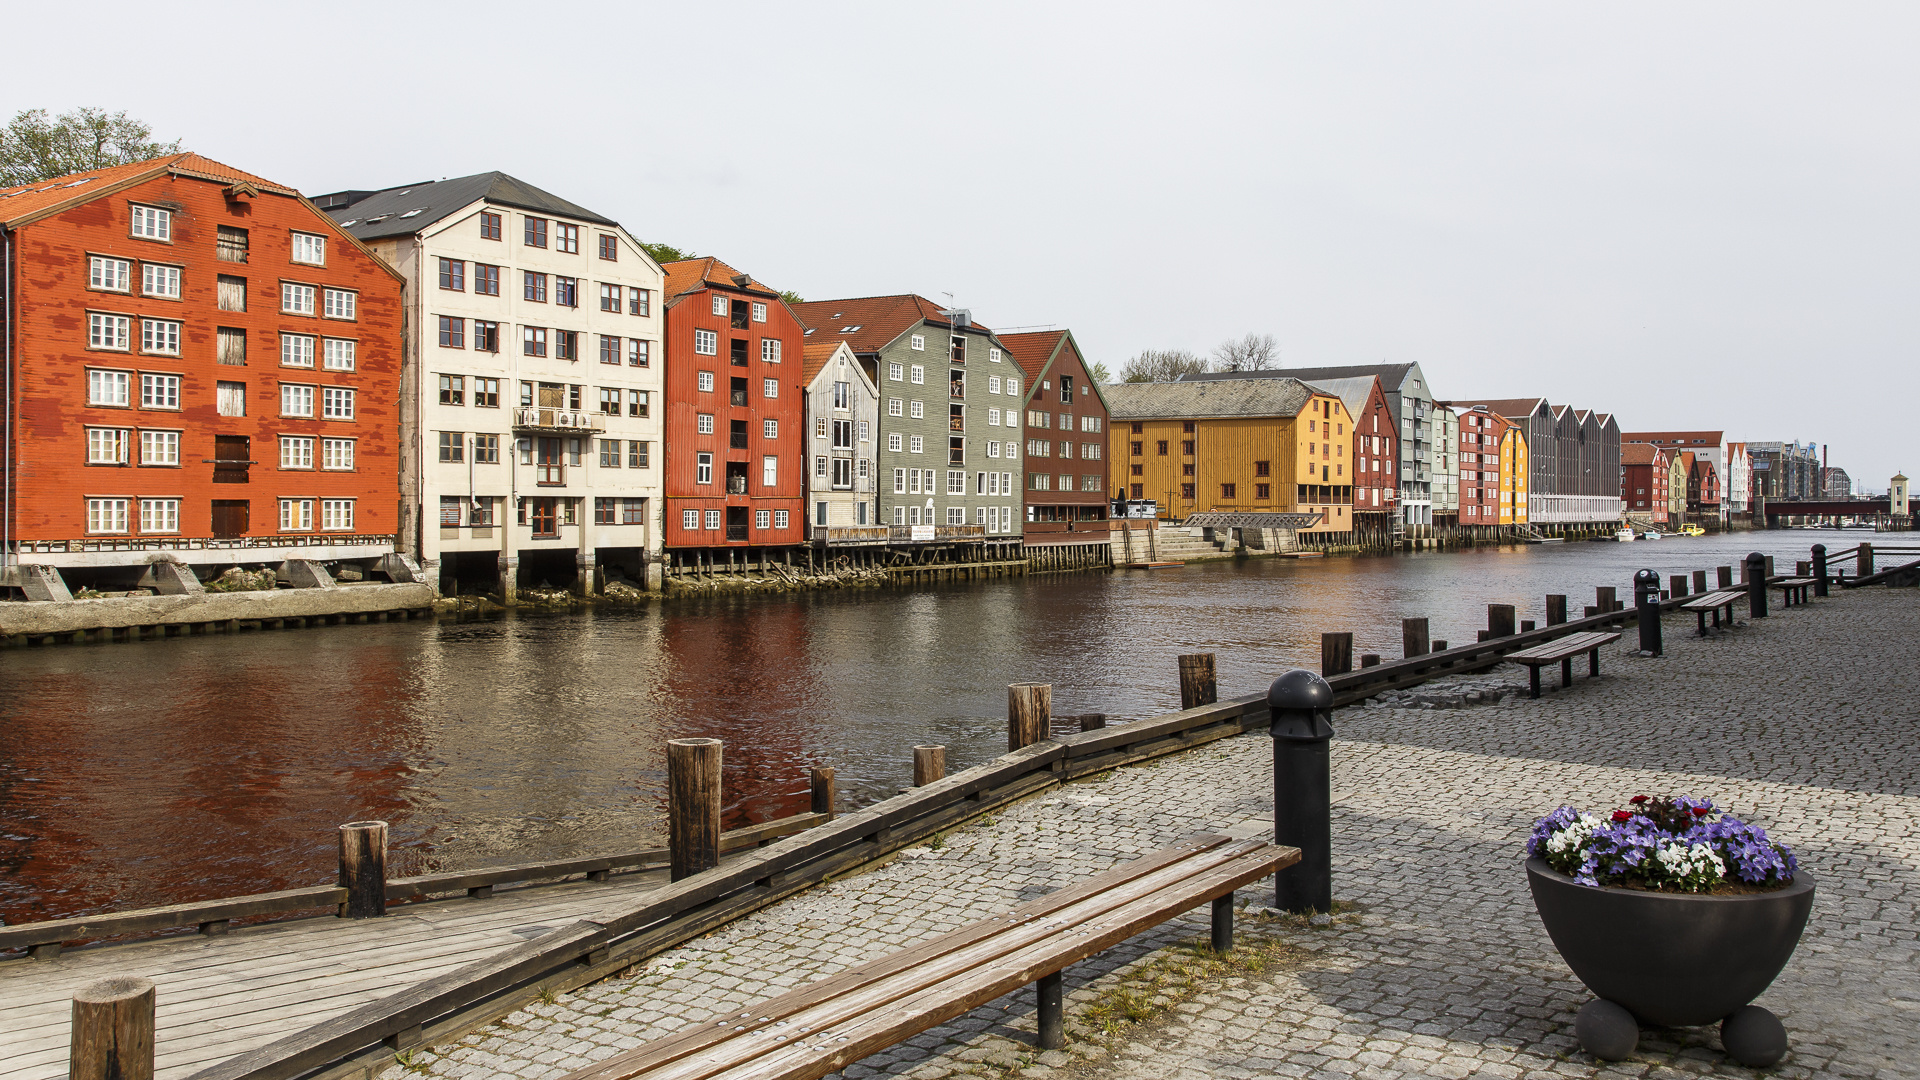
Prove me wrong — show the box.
[1670,574,1689,599]
[337,821,388,919]
[1401,618,1429,658]
[810,766,836,818]
[1693,569,1708,594]
[1545,594,1567,626]
[1008,684,1052,750]
[1177,653,1217,709]
[1595,586,1616,613]
[668,739,722,881]
[1360,653,1380,667]
[70,976,155,1080]
[1430,639,1448,651]
[912,746,946,787]
[1717,565,1733,588]
[1487,604,1516,638]
[1320,633,1353,676]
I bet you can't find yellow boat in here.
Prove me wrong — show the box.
[1678,524,1706,537]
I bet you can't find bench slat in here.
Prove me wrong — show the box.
[564,837,1296,1080]
[1506,632,1618,664]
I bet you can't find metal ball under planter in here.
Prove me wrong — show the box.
[1526,857,1814,1066]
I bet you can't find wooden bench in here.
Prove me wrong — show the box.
[1504,631,1623,699]
[1771,576,1818,607]
[1681,589,1745,636]
[559,834,1298,1080]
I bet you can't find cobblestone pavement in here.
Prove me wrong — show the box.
[401,587,1918,1080]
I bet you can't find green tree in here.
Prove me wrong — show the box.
[1087,360,1112,384]
[778,289,804,305]
[1120,349,1208,383]
[0,108,183,187]
[639,241,694,265]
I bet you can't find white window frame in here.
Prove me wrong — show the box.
[762,455,778,487]
[762,338,781,362]
[279,498,314,532]
[696,452,713,484]
[888,433,902,452]
[89,312,132,351]
[988,407,1001,426]
[89,256,131,292]
[88,368,131,405]
[140,498,180,534]
[86,427,129,464]
[320,499,355,532]
[911,335,927,351]
[910,365,925,384]
[281,333,316,368]
[988,375,1002,394]
[756,509,771,530]
[291,232,327,266]
[693,329,718,356]
[140,373,181,409]
[1006,377,1020,397]
[990,348,1002,363]
[909,401,924,419]
[87,497,131,534]
[711,294,728,316]
[281,383,315,417]
[141,263,182,299]
[141,319,181,355]
[697,413,714,435]
[683,509,700,530]
[888,398,903,416]
[763,377,778,399]
[705,510,721,530]
[774,510,789,529]
[128,204,171,241]
[763,419,778,438]
[322,386,356,420]
[909,435,924,454]
[323,339,356,371]
[752,302,768,323]
[139,429,180,466]
[282,282,316,315]
[281,435,315,469]
[889,362,903,381]
[322,288,357,320]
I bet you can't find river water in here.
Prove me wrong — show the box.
[0,531,1847,926]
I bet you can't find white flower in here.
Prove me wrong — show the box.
[1654,841,1726,883]
[1546,813,1605,856]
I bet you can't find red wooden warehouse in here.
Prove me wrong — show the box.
[659,257,804,558]
[1,154,404,591]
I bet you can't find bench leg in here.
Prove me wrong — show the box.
[1036,970,1064,1050]
[1212,893,1234,953]
[1588,648,1600,678]
[1696,611,1708,637]
[1528,664,1541,699]
[1559,656,1573,689]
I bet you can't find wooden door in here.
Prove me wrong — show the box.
[211,500,249,539]
[213,435,251,483]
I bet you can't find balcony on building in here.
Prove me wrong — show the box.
[725,461,749,496]
[512,407,605,434]
[730,377,749,407]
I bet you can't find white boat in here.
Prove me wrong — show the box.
[1615,528,1636,542]
[1640,530,1663,540]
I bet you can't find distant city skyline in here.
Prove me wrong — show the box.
[9,1,1913,485]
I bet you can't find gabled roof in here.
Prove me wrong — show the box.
[1447,397,1549,422]
[998,330,1066,383]
[1622,443,1666,466]
[1305,376,1385,425]
[789,294,985,354]
[321,171,617,241]
[1105,377,1317,421]
[660,256,781,305]
[0,153,295,227]
[1182,363,1420,393]
[800,339,872,390]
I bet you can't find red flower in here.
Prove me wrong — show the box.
[1691,806,1710,817]
[1612,810,1633,822]
[1629,795,1650,804]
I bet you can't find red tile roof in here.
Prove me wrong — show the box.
[801,340,848,385]
[1621,443,1666,466]
[659,256,782,304]
[1444,397,1547,421]
[0,153,296,226]
[789,294,981,353]
[998,330,1066,381]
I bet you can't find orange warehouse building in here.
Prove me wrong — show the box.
[1,155,404,590]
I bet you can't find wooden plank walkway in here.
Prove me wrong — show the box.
[0,866,671,1080]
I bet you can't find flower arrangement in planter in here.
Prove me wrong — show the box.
[1524,795,1813,1068]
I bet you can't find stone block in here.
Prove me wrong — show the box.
[137,558,205,596]
[280,559,336,589]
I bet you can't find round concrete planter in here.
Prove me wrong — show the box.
[1526,857,1814,1063]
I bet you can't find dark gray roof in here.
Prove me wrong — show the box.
[1105,377,1314,420]
[318,172,617,241]
[1183,363,1421,394]
[1301,376,1380,424]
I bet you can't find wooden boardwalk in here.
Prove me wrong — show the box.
[0,866,670,1080]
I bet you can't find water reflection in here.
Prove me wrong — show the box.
[0,532,1832,924]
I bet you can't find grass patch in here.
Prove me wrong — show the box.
[1077,931,1308,1041]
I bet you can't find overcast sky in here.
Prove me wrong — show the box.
[14,3,1914,489]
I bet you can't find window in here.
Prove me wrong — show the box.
[555,329,579,360]
[141,319,181,355]
[213,380,245,417]
[910,401,925,419]
[322,386,355,420]
[987,440,1001,458]
[910,365,925,384]
[888,398,903,416]
[761,338,782,363]
[524,327,548,356]
[140,373,180,409]
[1060,375,1074,403]
[1255,460,1270,477]
[888,433,902,452]
[142,264,182,299]
[90,256,131,291]
[696,451,713,484]
[1221,483,1237,498]
[682,508,700,531]
[523,271,548,302]
[1081,443,1101,460]
[439,374,465,405]
[858,421,869,442]
[991,348,1004,363]
[1082,415,1103,433]
[321,500,354,531]
[704,510,721,530]
[1181,483,1196,499]
[694,329,717,355]
[628,389,649,417]
[475,264,500,295]
[524,216,548,247]
[763,377,779,399]
[889,362,904,381]
[910,435,924,454]
[831,419,853,448]
[698,371,715,393]
[763,456,778,487]
[1028,439,1049,457]
[946,469,966,494]
[282,283,316,315]
[87,497,130,534]
[141,429,180,466]
[628,339,649,366]
[480,211,503,240]
[473,321,499,353]
[710,294,728,317]
[323,339,356,370]
[627,440,650,467]
[87,427,129,464]
[629,287,651,316]
[129,204,171,241]
[1004,441,1018,459]
[764,418,779,438]
[697,413,714,435]
[89,313,131,351]
[1005,377,1021,396]
[1182,440,1195,455]
[599,439,622,467]
[277,498,312,531]
[555,223,579,253]
[323,438,355,470]
[135,498,176,534]
[216,225,249,262]
[950,337,966,362]
[598,234,618,260]
[1256,482,1271,500]
[1030,473,1051,491]
[598,283,623,313]
[556,277,578,307]
[282,435,315,469]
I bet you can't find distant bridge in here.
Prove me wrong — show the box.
[1760,497,1904,519]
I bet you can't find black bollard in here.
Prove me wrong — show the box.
[1635,569,1662,657]
[1747,552,1769,619]
[1269,669,1334,914]
[1812,544,1828,598]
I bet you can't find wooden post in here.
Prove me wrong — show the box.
[1859,542,1874,576]
[668,738,722,881]
[810,766,836,818]
[1359,653,1380,668]
[1430,639,1448,652]
[1007,684,1052,750]
[1177,654,1217,709]
[1401,617,1429,658]
[1764,555,1775,579]
[1487,604,1515,638]
[1693,569,1708,594]
[1717,565,1734,588]
[1520,620,1536,632]
[1595,586,1616,613]
[70,976,155,1080]
[912,745,946,787]
[1079,713,1107,731]
[1545,595,1567,625]
[337,821,388,919]
[1796,560,1811,577]
[1320,632,1353,676]
[1669,574,1688,599]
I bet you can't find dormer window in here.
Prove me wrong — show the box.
[129,204,171,241]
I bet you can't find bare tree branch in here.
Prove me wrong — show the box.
[1120,349,1209,383]
[1210,332,1279,372]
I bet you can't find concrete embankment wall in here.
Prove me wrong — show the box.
[1,583,437,638]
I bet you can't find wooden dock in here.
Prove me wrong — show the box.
[0,868,669,1080]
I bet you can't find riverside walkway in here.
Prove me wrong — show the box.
[400,587,1917,1080]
